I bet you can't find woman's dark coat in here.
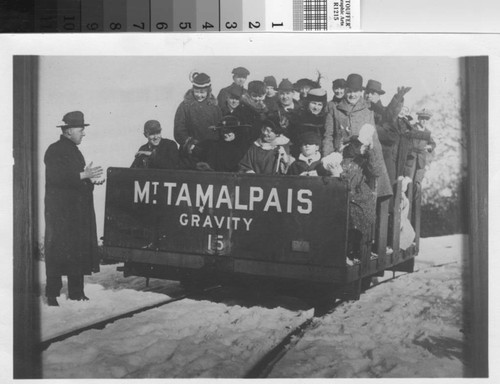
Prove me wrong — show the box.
[44,135,100,277]
[342,147,384,235]
[174,90,222,147]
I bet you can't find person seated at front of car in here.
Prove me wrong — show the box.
[239,119,293,175]
[198,115,251,172]
[235,80,269,143]
[217,66,250,115]
[289,88,328,158]
[287,132,329,176]
[131,120,179,169]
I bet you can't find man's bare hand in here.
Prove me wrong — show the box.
[81,161,103,180]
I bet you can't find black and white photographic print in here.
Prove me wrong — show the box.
[5,34,496,380]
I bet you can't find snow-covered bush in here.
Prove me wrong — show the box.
[411,88,467,235]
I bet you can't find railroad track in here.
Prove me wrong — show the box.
[38,284,222,352]
[244,271,415,378]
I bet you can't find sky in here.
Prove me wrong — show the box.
[36,55,460,239]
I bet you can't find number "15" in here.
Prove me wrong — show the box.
[207,234,224,251]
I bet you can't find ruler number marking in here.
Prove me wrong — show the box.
[225,21,238,29]
[133,22,145,30]
[156,22,168,30]
[248,21,260,29]
[86,23,99,31]
[179,22,192,30]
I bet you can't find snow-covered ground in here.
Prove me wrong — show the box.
[38,235,465,378]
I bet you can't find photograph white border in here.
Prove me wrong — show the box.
[1,32,498,382]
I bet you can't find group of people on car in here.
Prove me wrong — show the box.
[131,67,436,262]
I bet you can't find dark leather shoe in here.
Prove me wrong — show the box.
[47,297,59,306]
[69,294,90,301]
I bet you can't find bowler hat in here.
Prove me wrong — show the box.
[345,73,364,92]
[299,131,322,146]
[264,76,277,89]
[57,111,89,128]
[144,120,162,135]
[306,88,327,103]
[278,79,294,92]
[191,72,211,88]
[417,108,433,120]
[332,78,347,89]
[248,80,266,96]
[365,79,386,95]
[232,67,250,77]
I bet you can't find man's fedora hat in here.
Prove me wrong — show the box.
[277,78,294,92]
[365,79,386,95]
[345,73,364,92]
[57,111,89,128]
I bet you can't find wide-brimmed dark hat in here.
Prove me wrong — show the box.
[365,79,386,95]
[261,118,282,133]
[263,76,277,88]
[294,78,318,90]
[277,78,294,92]
[215,115,250,131]
[299,131,321,146]
[417,108,433,120]
[232,67,250,77]
[144,120,162,135]
[345,73,364,92]
[332,78,347,89]
[248,80,266,96]
[306,88,327,103]
[57,111,89,128]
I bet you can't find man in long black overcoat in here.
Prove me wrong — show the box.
[44,111,103,306]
